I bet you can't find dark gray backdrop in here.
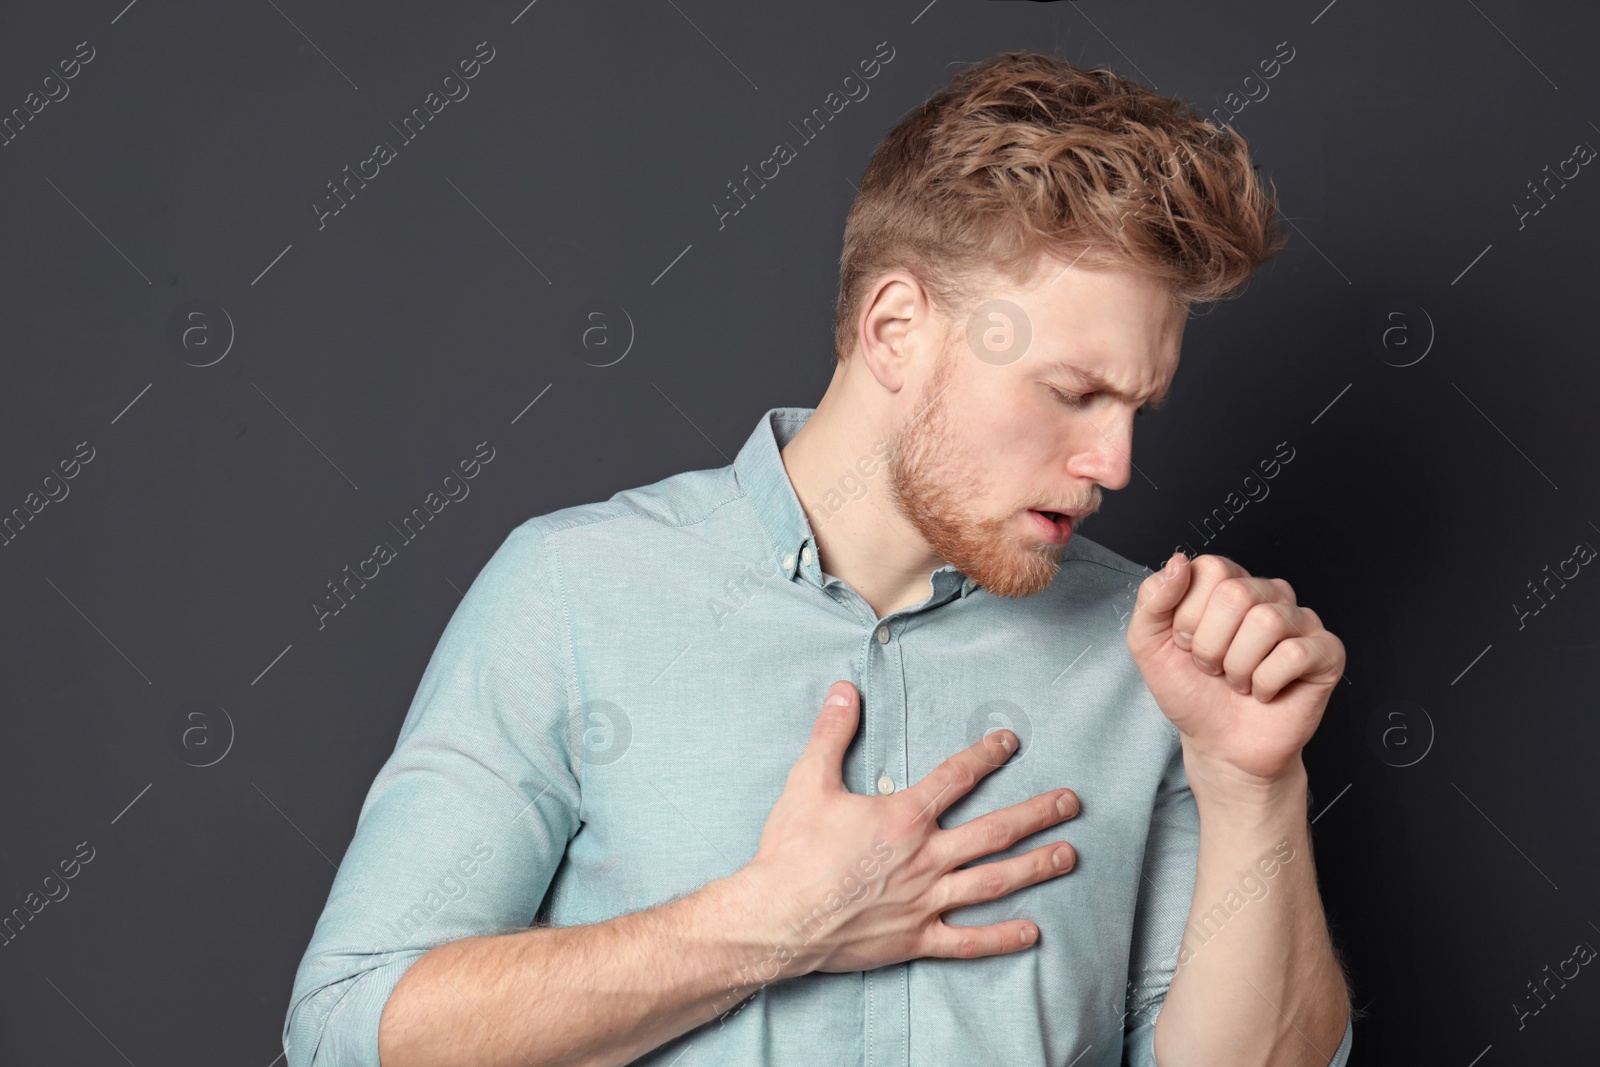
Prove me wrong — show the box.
[2,0,1596,1063]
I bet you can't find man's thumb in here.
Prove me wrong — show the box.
[1127,552,1191,653]
[802,680,859,787]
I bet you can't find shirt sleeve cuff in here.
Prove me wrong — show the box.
[1125,1009,1354,1067]
[286,955,421,1067]
[1327,1014,1354,1066]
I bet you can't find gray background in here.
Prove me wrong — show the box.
[2,0,1596,1063]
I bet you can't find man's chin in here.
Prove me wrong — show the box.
[958,545,1062,599]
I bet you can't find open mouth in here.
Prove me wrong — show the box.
[1027,509,1074,544]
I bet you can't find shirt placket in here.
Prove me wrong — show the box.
[801,545,958,1067]
[862,613,910,1067]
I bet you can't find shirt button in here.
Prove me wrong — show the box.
[801,546,813,565]
[782,553,795,571]
[876,774,896,794]
[876,624,890,644]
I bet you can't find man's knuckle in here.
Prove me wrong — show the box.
[1215,578,1255,610]
[1246,601,1286,633]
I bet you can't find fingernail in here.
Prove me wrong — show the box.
[1175,630,1192,647]
[826,687,850,706]
[1056,792,1075,817]
[1051,846,1072,870]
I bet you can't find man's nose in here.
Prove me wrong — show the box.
[1067,410,1134,492]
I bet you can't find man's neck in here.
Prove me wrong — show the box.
[779,389,947,619]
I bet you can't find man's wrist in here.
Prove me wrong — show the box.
[1179,741,1310,824]
[697,865,821,1000]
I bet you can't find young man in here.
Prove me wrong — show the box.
[284,50,1354,1067]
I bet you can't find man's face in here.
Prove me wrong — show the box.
[883,257,1185,598]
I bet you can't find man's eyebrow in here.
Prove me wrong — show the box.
[1046,358,1172,409]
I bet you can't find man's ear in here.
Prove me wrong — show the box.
[857,271,936,395]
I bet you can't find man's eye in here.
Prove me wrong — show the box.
[1051,388,1091,408]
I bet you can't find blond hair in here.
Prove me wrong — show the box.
[834,50,1288,361]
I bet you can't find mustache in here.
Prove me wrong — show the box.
[1028,492,1101,515]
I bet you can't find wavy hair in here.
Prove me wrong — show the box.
[833,50,1287,361]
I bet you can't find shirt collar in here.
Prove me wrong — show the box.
[730,406,978,603]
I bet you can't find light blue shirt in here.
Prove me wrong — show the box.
[283,405,1353,1067]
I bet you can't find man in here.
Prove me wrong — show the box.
[284,50,1354,1066]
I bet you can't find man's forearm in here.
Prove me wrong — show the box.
[377,872,780,1067]
[1153,750,1350,1067]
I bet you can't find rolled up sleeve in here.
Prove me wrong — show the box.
[1121,733,1198,1067]
[282,519,580,1067]
[1120,737,1354,1067]
[1125,1012,1353,1067]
